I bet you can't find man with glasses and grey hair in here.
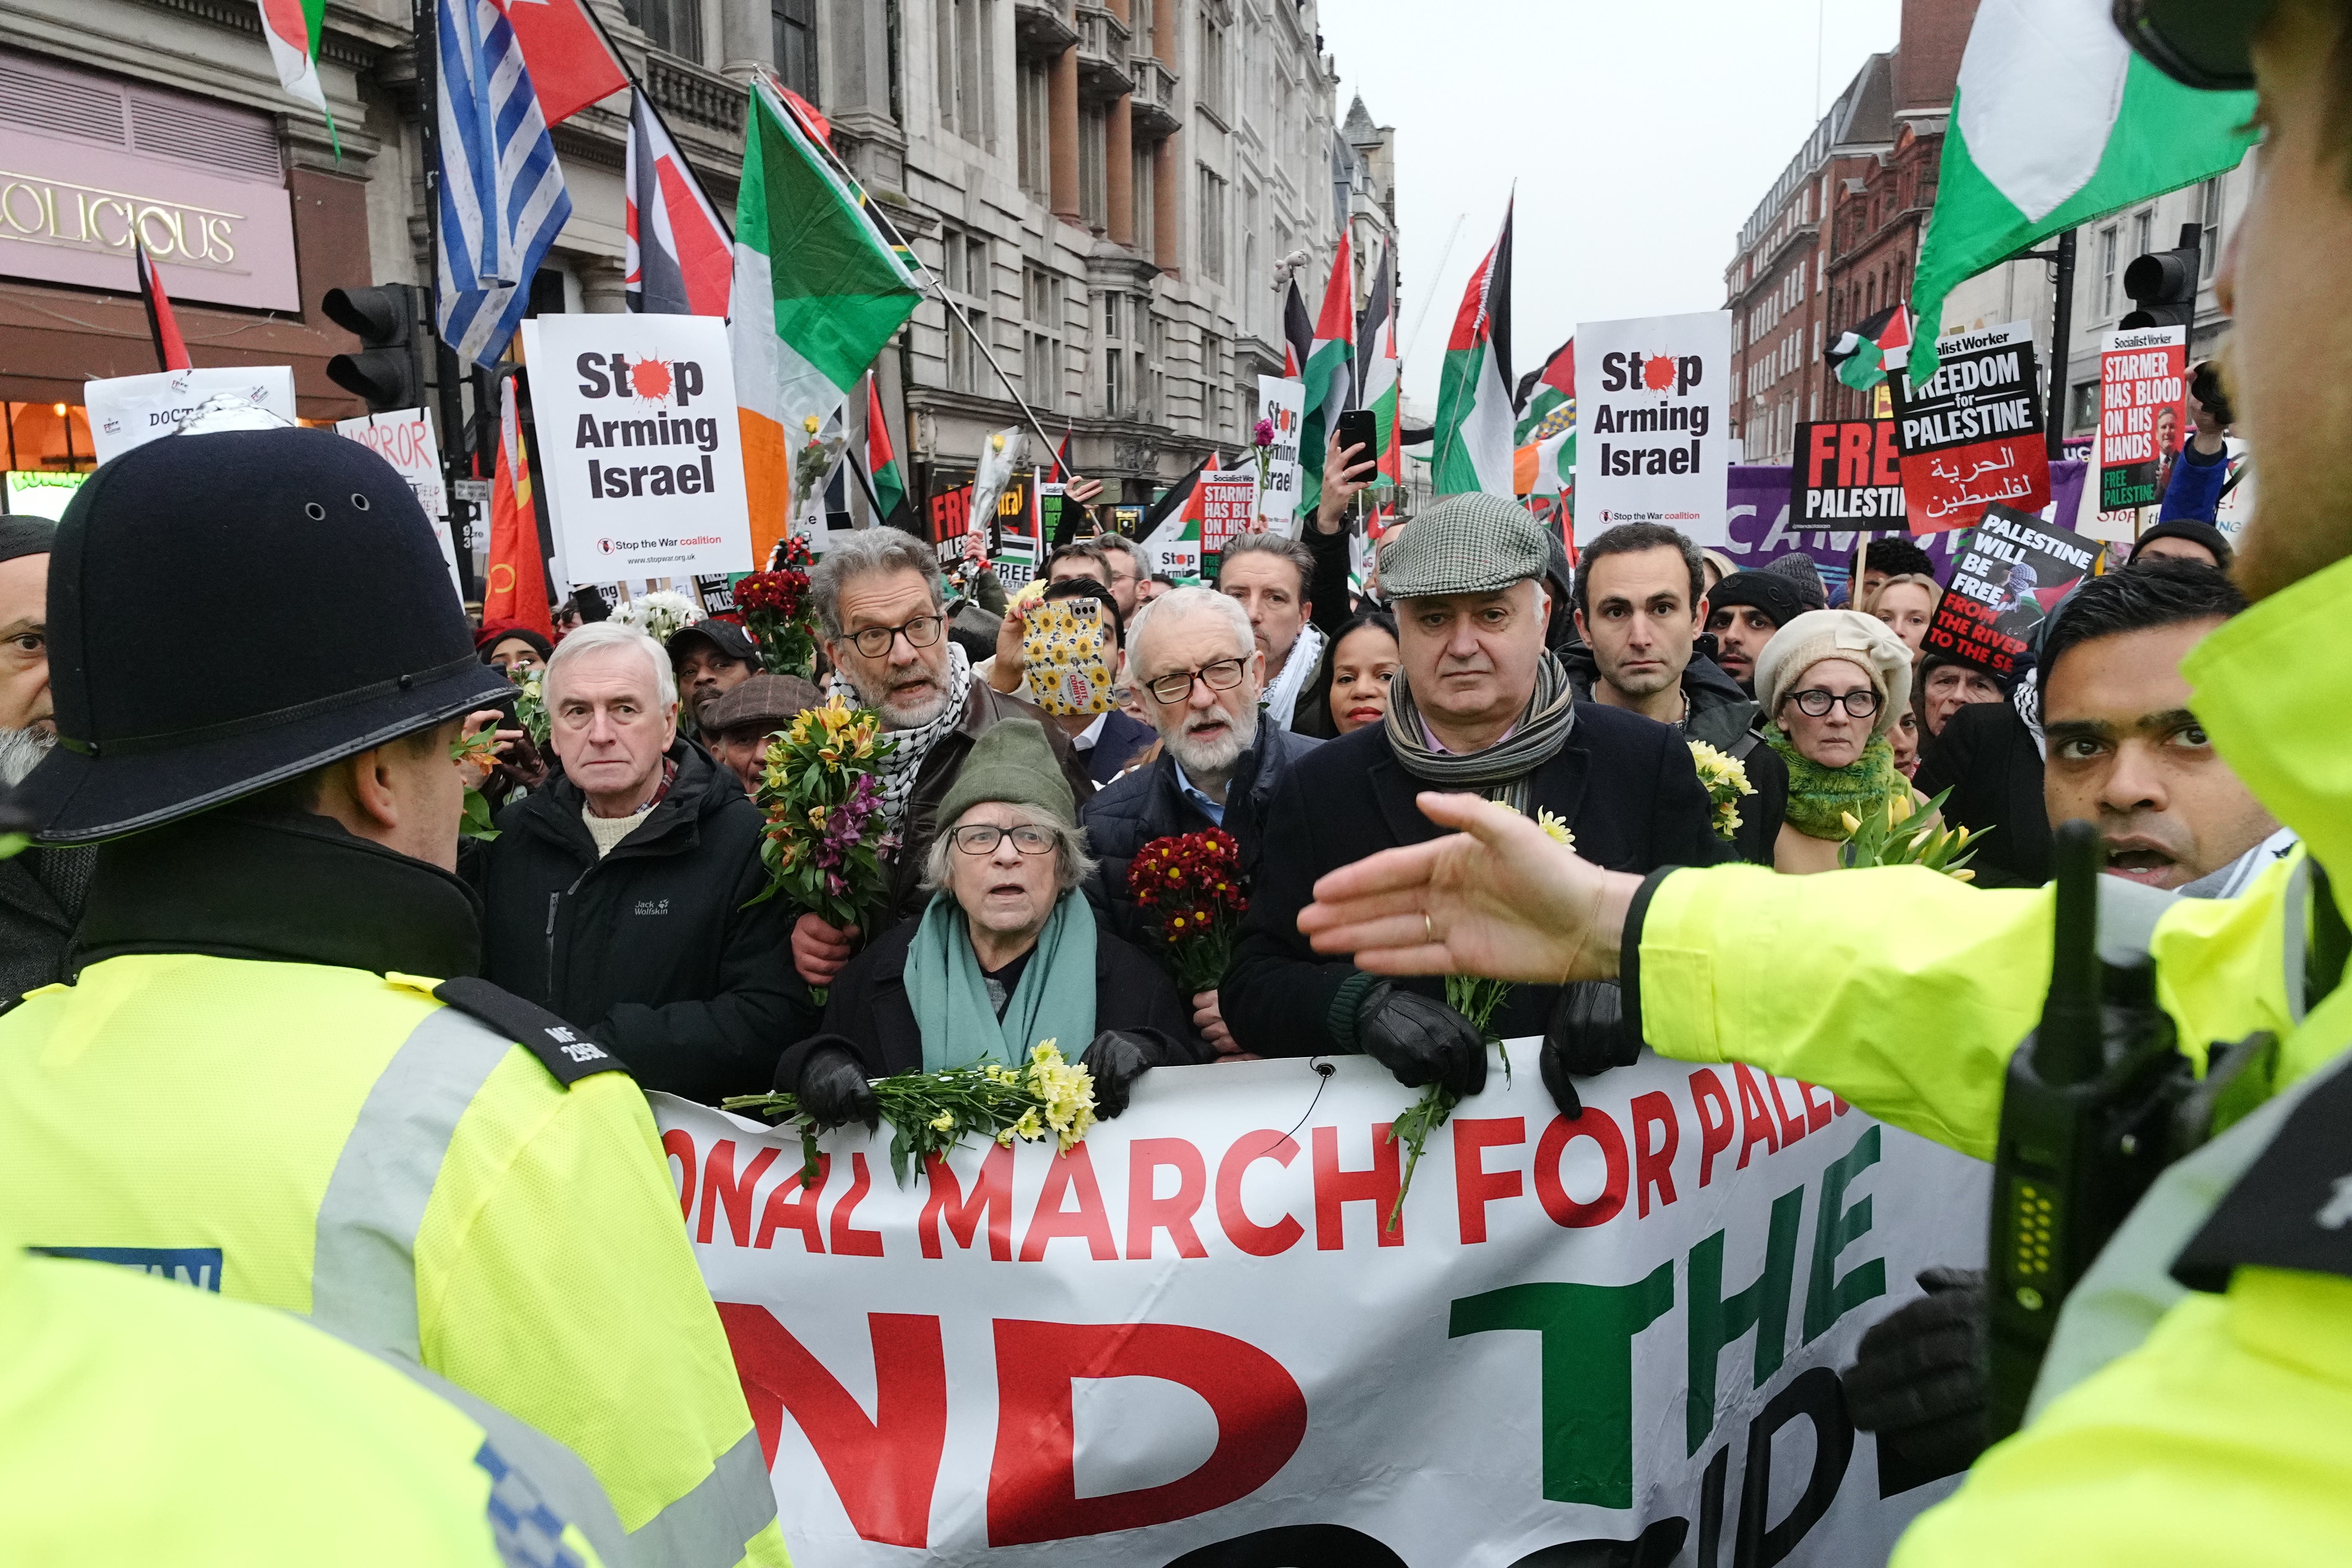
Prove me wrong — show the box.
[791,529,1092,990]
[1082,586,1322,1057]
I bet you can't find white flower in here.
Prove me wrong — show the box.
[614,589,705,645]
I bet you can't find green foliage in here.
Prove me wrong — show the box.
[1836,786,1984,879]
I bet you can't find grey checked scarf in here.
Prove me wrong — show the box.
[1383,650,1578,812]
[828,641,974,832]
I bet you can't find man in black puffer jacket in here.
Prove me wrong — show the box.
[467,622,813,1102]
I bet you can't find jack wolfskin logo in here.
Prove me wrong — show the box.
[33,1245,224,1292]
[634,899,670,916]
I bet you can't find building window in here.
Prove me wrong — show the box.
[1132,145,1157,257]
[1131,0,1154,57]
[1024,266,1064,408]
[1147,317,1166,422]
[772,0,817,97]
[1016,57,1050,201]
[941,227,990,395]
[1102,290,1147,418]
[1198,13,1228,121]
[938,0,995,147]
[1198,166,1227,283]
[2200,176,2225,278]
[2131,207,2153,264]
[1079,104,1108,230]
[2098,224,2118,317]
[635,0,702,61]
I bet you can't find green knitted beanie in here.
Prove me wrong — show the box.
[934,718,1076,831]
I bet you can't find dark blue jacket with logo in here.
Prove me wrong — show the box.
[465,738,814,1104]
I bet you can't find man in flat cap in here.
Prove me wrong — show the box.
[1219,493,1719,1112]
[701,671,822,797]
[0,517,88,1004]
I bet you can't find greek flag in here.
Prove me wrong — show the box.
[434,0,570,367]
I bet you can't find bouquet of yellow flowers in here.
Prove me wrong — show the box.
[724,1039,1098,1186]
[1386,805,1576,1230]
[1839,786,1983,879]
[747,696,899,1000]
[1688,739,1755,841]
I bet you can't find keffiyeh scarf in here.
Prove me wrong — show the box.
[1260,622,1326,732]
[828,641,974,832]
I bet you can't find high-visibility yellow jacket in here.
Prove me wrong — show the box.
[1,1229,626,1566]
[0,813,789,1568]
[1630,552,2352,1564]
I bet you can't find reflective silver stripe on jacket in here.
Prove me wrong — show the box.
[351,1338,638,1568]
[625,1429,777,1568]
[2094,874,2177,965]
[308,1006,512,1359]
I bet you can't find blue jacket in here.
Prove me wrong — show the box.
[2158,437,2231,522]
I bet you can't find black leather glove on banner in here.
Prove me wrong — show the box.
[1354,982,1488,1098]
[1079,1030,1158,1118]
[795,1038,879,1131]
[1842,1266,1991,1485]
[1540,981,1641,1119]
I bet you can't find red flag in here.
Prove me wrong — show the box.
[504,0,629,127]
[625,90,731,316]
[135,239,191,372]
[483,380,554,640]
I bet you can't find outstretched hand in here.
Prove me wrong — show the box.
[1297,792,1641,985]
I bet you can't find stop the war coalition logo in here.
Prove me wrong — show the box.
[520,313,755,579]
[1576,311,1733,545]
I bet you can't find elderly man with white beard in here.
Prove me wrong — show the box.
[1081,588,1321,1057]
[790,529,1094,990]
[0,518,88,1006]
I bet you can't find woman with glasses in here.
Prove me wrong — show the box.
[1751,610,1920,874]
[771,720,1202,1126]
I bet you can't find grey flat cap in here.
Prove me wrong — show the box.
[1376,493,1551,599]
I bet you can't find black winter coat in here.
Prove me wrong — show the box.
[1080,721,1321,953]
[468,738,813,1102]
[1220,702,1723,1056]
[1915,698,2051,887]
[773,900,1206,1088]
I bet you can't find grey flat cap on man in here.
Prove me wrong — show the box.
[1377,493,1553,598]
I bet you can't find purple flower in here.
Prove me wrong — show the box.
[1253,418,1275,449]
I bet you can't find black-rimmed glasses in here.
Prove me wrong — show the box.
[949,823,1056,856]
[1788,687,1882,719]
[1142,657,1248,705]
[844,614,946,659]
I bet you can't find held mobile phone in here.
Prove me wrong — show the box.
[1334,409,1380,467]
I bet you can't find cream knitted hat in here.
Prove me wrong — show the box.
[1753,609,1914,736]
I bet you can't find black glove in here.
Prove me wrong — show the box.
[793,1038,879,1132]
[1080,1029,1158,1118]
[1539,981,1640,1119]
[1354,982,1487,1098]
[1842,1266,1990,1483]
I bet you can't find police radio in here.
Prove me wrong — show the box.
[1986,821,2181,1438]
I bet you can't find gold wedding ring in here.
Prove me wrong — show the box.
[1424,913,1434,944]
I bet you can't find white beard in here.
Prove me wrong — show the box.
[0,726,54,788]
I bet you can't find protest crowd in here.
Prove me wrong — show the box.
[2,0,2350,1563]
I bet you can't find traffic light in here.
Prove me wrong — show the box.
[321,284,425,412]
[2119,222,2202,330]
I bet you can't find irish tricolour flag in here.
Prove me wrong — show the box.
[731,79,921,566]
[1429,199,1514,497]
[1908,0,2256,383]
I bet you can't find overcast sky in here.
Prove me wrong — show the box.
[1318,0,1903,408]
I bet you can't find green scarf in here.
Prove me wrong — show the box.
[903,888,1097,1072]
[1763,724,1906,842]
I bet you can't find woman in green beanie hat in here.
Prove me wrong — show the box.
[771,720,1204,1124]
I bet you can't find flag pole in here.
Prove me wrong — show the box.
[757,70,1065,472]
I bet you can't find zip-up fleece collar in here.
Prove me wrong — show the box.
[516,739,732,865]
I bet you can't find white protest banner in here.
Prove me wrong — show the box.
[335,408,462,601]
[1253,376,1306,531]
[1574,312,1733,544]
[519,313,754,578]
[1145,539,1201,579]
[656,1048,1985,1565]
[84,365,297,465]
[2095,325,2187,514]
[1197,471,1259,559]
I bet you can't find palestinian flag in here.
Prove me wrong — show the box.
[1283,281,1312,379]
[730,77,922,568]
[255,0,334,145]
[1429,199,1515,497]
[1354,241,1402,508]
[1830,303,1912,391]
[1297,232,1355,513]
[864,371,916,533]
[134,238,191,372]
[1514,338,1573,446]
[1140,452,1215,546]
[1907,0,2256,384]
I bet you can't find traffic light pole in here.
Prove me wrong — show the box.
[2047,227,2075,461]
